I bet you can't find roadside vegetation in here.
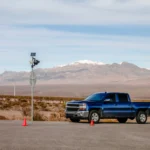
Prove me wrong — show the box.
[0,95,150,121]
[0,95,83,121]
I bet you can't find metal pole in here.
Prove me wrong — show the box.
[14,80,16,96]
[30,53,39,123]
[31,66,34,123]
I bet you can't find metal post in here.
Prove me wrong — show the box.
[30,53,39,124]
[31,66,34,123]
[14,80,16,96]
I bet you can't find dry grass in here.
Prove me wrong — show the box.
[0,95,150,121]
[22,107,31,117]
[0,115,8,120]
[33,111,48,121]
[0,95,83,102]
[133,100,150,102]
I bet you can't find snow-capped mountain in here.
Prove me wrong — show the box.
[70,60,105,66]
[56,60,105,68]
[0,60,150,85]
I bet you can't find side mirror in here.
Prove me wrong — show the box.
[104,99,113,103]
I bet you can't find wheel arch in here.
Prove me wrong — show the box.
[89,108,102,117]
[136,109,149,116]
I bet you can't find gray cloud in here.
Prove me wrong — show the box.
[0,0,150,25]
[115,0,132,3]
[0,25,150,50]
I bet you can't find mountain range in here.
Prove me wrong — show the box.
[0,60,150,85]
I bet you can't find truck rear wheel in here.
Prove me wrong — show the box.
[136,111,147,124]
[70,118,80,123]
[88,110,100,124]
[117,118,128,123]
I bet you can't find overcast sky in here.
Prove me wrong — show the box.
[0,0,150,72]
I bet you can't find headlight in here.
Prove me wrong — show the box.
[79,103,87,111]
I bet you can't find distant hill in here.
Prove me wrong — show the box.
[0,60,150,85]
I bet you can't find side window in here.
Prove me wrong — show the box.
[118,94,129,103]
[105,94,116,103]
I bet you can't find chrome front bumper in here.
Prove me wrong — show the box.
[65,111,89,118]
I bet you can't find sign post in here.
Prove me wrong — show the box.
[13,79,16,97]
[30,53,40,123]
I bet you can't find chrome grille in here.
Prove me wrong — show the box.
[67,108,79,111]
[67,104,79,107]
[66,103,79,112]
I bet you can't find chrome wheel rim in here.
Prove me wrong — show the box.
[91,113,99,122]
[140,114,146,122]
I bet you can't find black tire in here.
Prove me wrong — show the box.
[70,118,80,123]
[88,110,100,124]
[117,118,128,123]
[136,111,147,124]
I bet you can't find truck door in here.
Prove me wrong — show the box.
[102,93,117,118]
[116,94,132,117]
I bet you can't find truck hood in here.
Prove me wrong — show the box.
[67,100,85,104]
[67,100,102,105]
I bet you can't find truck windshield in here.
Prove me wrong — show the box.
[84,93,106,101]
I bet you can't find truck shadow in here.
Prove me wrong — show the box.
[100,122,150,124]
[77,121,150,124]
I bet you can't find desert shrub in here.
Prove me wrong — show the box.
[49,112,62,121]
[33,111,47,121]
[22,107,31,117]
[0,95,84,102]
[46,103,52,107]
[2,103,11,110]
[54,103,59,107]
[20,102,29,107]
[12,100,20,106]
[59,110,65,117]
[42,107,50,111]
[0,115,8,120]
[37,102,48,110]
[62,102,66,109]
[0,101,3,105]
[34,103,39,110]
[49,113,57,121]
[35,102,49,111]
[20,99,28,103]
[5,98,10,102]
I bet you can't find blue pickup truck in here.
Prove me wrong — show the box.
[65,92,150,124]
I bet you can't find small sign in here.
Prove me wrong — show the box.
[31,53,36,57]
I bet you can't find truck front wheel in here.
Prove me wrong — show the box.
[88,110,100,124]
[136,111,147,124]
[117,118,128,123]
